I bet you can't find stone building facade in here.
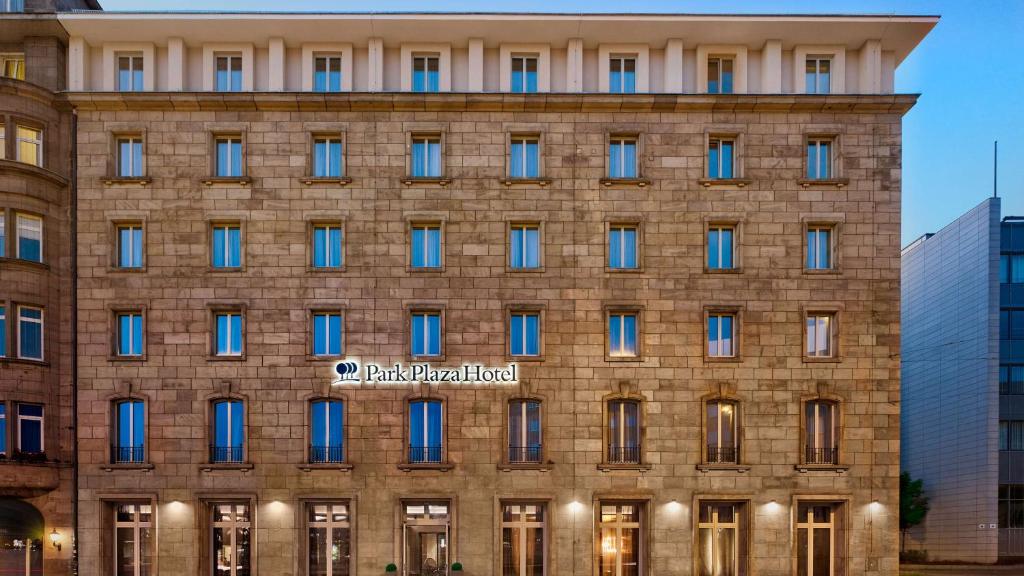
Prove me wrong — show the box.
[61,12,935,576]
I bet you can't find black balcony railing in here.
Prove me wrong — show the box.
[310,445,345,464]
[508,445,542,464]
[408,445,443,464]
[111,446,145,463]
[805,446,839,465]
[209,445,244,463]
[706,445,738,464]
[606,444,641,464]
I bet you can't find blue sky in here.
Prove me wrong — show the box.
[98,0,1022,246]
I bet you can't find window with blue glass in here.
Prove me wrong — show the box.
[410,224,442,269]
[211,399,244,462]
[0,306,5,357]
[608,138,638,179]
[1001,255,1024,284]
[314,55,342,92]
[609,56,636,93]
[511,55,538,93]
[509,224,541,269]
[412,55,440,92]
[806,227,833,270]
[708,138,736,179]
[215,137,243,178]
[16,403,42,454]
[807,139,833,180]
[116,312,144,357]
[313,137,344,178]
[117,54,144,92]
[312,224,343,268]
[1001,365,1024,395]
[214,312,243,357]
[17,305,42,361]
[1,0,25,12]
[608,225,639,270]
[215,54,242,92]
[707,226,735,270]
[211,224,242,268]
[310,399,344,463]
[608,312,639,358]
[312,312,343,357]
[117,137,144,178]
[805,57,832,94]
[0,212,5,257]
[508,399,541,464]
[16,213,42,263]
[117,224,144,269]
[408,399,443,463]
[411,312,442,357]
[509,312,541,357]
[113,400,145,463]
[411,136,442,178]
[509,137,540,179]
[0,405,5,455]
[707,57,734,94]
[707,313,736,358]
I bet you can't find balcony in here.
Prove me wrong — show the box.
[309,445,344,464]
[805,446,839,465]
[408,445,443,464]
[209,445,244,463]
[706,445,738,464]
[110,446,145,464]
[507,445,542,464]
[606,444,641,465]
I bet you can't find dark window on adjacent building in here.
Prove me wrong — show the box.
[999,485,1024,529]
[1000,420,1024,451]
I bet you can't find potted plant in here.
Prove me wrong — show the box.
[451,562,463,572]
[385,564,397,573]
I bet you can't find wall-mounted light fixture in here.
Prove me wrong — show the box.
[49,529,61,551]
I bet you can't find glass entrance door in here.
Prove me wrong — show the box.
[403,501,451,576]
[797,503,835,576]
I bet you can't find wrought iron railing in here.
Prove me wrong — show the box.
[805,446,839,465]
[310,445,345,464]
[209,445,244,463]
[606,444,641,464]
[408,445,443,464]
[111,446,145,463]
[706,445,738,464]
[508,445,542,464]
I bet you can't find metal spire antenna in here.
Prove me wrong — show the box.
[994,140,999,198]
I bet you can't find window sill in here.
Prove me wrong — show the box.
[705,267,743,274]
[397,462,455,472]
[704,356,741,364]
[507,355,545,363]
[409,355,446,363]
[307,266,347,273]
[0,158,68,186]
[402,177,451,187]
[103,176,152,186]
[201,176,252,186]
[406,266,445,274]
[600,177,651,188]
[107,266,147,273]
[107,355,147,363]
[803,268,840,276]
[498,462,552,472]
[199,462,254,472]
[605,355,643,363]
[798,178,849,188]
[0,357,50,368]
[298,462,353,472]
[803,356,841,364]
[506,266,546,274]
[302,177,352,186]
[306,354,346,362]
[101,462,155,472]
[605,267,644,274]
[0,256,49,272]
[698,178,753,188]
[696,463,751,473]
[794,464,849,474]
[207,355,247,362]
[501,177,552,187]
[597,462,653,472]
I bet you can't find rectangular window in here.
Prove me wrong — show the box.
[312,224,343,268]
[117,137,144,177]
[1001,421,1024,451]
[0,405,5,455]
[708,138,735,179]
[509,312,541,357]
[806,314,835,358]
[598,502,643,576]
[211,503,251,575]
[608,225,639,270]
[807,139,833,180]
[114,400,145,463]
[308,502,351,576]
[608,137,638,179]
[697,502,745,576]
[117,224,144,269]
[706,401,738,464]
[15,213,41,262]
[312,312,343,357]
[409,400,443,463]
[607,400,640,464]
[17,305,42,361]
[16,126,41,167]
[310,400,344,463]
[114,503,153,576]
[411,136,442,178]
[502,503,546,575]
[16,403,43,454]
[509,224,540,269]
[507,400,542,464]
[215,54,242,92]
[511,55,538,93]
[806,401,838,464]
[608,312,639,358]
[410,312,442,357]
[211,400,243,462]
[410,224,442,269]
[708,57,734,94]
[0,0,24,12]
[707,226,735,270]
[1001,365,1024,395]
[0,212,5,257]
[116,313,144,357]
[806,227,833,270]
[509,137,540,179]
[806,57,832,94]
[0,306,4,357]
[215,137,243,178]
[214,312,243,357]
[314,55,343,92]
[117,54,144,92]
[313,137,344,178]
[999,485,1024,529]
[211,224,242,268]
[0,53,25,80]
[1001,254,1024,284]
[707,313,735,358]
[412,55,440,92]
[796,503,841,576]
[609,56,637,94]
[0,126,4,159]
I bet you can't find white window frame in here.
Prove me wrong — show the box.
[211,224,241,268]
[400,43,451,92]
[117,224,144,268]
[117,313,143,357]
[215,313,242,357]
[312,312,343,357]
[707,313,736,358]
[215,138,243,178]
[16,403,43,452]
[608,312,639,358]
[215,54,243,92]
[410,136,443,178]
[797,503,836,576]
[314,55,343,92]
[301,44,354,92]
[805,56,833,94]
[793,46,846,94]
[501,502,546,576]
[307,502,351,576]
[806,313,835,358]
[15,125,42,166]
[706,57,735,94]
[807,226,834,270]
[17,305,43,361]
[116,53,145,92]
[15,212,42,261]
[707,225,735,269]
[508,137,540,179]
[807,138,834,180]
[510,54,539,93]
[509,312,540,357]
[608,137,639,179]
[708,137,737,179]
[313,137,344,177]
[608,224,639,269]
[210,503,251,576]
[410,223,442,268]
[117,137,144,178]
[114,503,152,576]
[311,223,343,269]
[509,223,540,268]
[411,312,441,357]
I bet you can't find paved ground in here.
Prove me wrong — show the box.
[901,565,1024,576]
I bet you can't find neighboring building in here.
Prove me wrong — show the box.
[60,12,935,576]
[902,197,1024,563]
[0,0,100,575]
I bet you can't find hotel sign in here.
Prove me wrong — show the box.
[333,359,518,385]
